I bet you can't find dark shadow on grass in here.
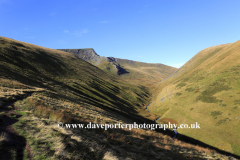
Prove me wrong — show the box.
[0,92,35,160]
[0,115,26,160]
[0,46,68,77]
[73,82,136,111]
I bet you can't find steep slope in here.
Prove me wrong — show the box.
[0,36,150,121]
[58,49,177,87]
[150,40,240,156]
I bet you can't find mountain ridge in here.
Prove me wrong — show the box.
[58,48,178,87]
[58,48,174,67]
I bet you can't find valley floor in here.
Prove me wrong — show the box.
[0,91,238,160]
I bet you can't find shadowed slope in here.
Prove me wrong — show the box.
[0,36,150,119]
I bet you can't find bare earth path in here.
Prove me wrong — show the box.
[0,104,32,160]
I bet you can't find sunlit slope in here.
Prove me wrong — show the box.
[113,59,177,87]
[0,37,149,118]
[151,41,240,155]
[97,59,177,87]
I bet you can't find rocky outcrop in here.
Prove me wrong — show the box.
[112,63,129,75]
[107,57,135,65]
[58,49,109,66]
[58,48,100,63]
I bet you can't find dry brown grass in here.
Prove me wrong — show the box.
[24,98,73,123]
[194,145,215,154]
[194,89,200,93]
[49,110,73,123]
[159,118,178,125]
[173,139,215,154]
[120,126,217,156]
[103,151,119,160]
[34,105,51,118]
[181,95,189,98]
[0,79,29,89]
[164,145,171,150]
[6,91,230,160]
[14,96,229,160]
[0,132,7,142]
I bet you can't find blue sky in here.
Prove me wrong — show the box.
[1,0,240,68]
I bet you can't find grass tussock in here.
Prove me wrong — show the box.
[23,98,73,124]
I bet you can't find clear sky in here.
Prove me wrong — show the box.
[1,0,240,68]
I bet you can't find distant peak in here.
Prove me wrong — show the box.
[58,48,100,61]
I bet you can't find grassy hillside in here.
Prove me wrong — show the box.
[58,49,177,88]
[0,36,150,116]
[150,40,240,156]
[0,37,237,159]
[109,57,178,88]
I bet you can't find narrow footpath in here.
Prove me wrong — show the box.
[0,94,33,160]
